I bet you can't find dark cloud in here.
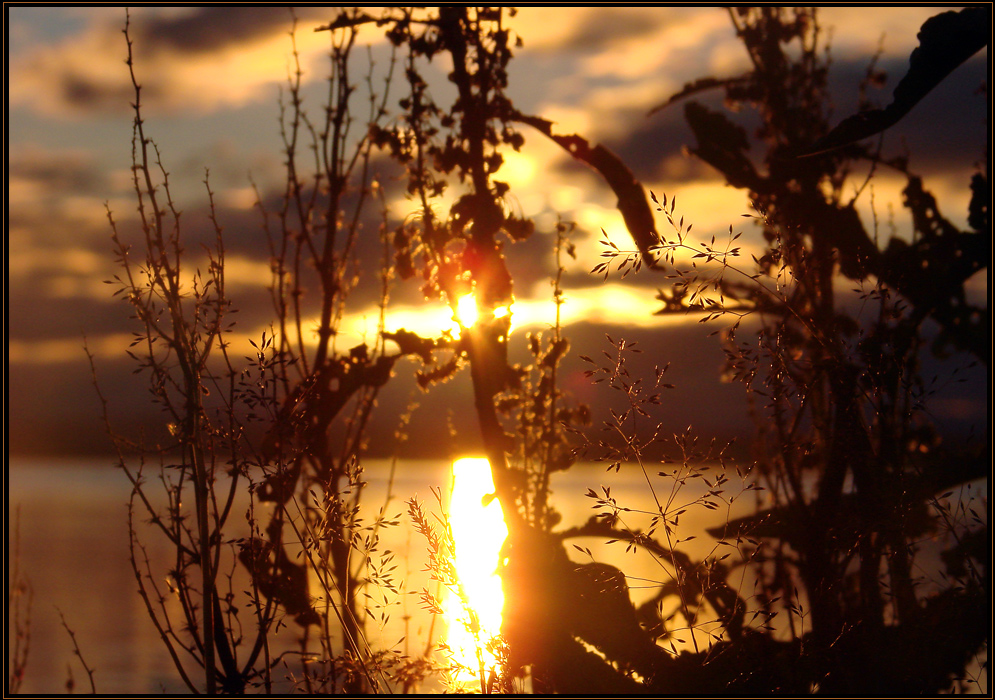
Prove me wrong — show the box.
[59,72,137,113]
[14,7,342,116]
[10,261,986,461]
[6,313,749,459]
[6,142,424,367]
[134,6,331,55]
[556,8,668,54]
[7,293,130,342]
[847,53,988,174]
[17,297,984,459]
[9,147,110,195]
[8,363,114,456]
[600,94,732,184]
[594,51,987,190]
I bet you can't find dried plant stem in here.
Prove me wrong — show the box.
[55,608,97,694]
[7,505,33,694]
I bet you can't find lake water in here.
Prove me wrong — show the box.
[10,456,750,694]
[6,455,919,694]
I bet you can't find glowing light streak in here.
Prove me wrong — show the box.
[305,279,715,351]
[445,457,509,689]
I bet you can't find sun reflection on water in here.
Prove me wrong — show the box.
[445,457,509,690]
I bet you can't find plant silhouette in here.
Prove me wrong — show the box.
[803,6,990,155]
[93,6,988,694]
[624,7,988,694]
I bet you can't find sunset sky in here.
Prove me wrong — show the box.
[7,6,988,457]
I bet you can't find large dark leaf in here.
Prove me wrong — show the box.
[684,102,760,190]
[801,6,989,156]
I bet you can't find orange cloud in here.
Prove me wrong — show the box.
[7,8,377,118]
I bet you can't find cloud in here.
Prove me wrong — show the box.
[6,141,300,375]
[7,6,987,462]
[6,149,128,302]
[817,7,967,61]
[9,13,139,117]
[7,245,112,293]
[11,6,962,124]
[7,7,369,118]
[6,147,137,289]
[512,6,975,159]
[134,7,310,55]
[857,55,988,175]
[330,276,715,353]
[9,144,112,197]
[8,333,134,365]
[553,7,669,53]
[515,10,737,142]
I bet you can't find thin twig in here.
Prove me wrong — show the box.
[55,608,97,694]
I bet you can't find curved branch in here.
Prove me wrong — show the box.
[512,111,661,268]
[801,6,989,156]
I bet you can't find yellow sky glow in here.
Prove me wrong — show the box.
[333,281,695,350]
[8,333,135,365]
[7,6,984,369]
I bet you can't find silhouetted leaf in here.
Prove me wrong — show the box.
[648,75,751,115]
[801,6,989,156]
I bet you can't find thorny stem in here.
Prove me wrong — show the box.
[55,608,97,694]
[7,505,33,694]
[125,13,224,693]
[608,418,702,654]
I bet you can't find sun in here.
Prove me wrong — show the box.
[451,292,514,339]
[456,293,479,329]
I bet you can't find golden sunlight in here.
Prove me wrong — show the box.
[453,292,514,337]
[445,457,509,689]
[455,293,479,330]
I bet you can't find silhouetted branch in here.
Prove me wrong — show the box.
[802,6,989,156]
[512,111,661,268]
